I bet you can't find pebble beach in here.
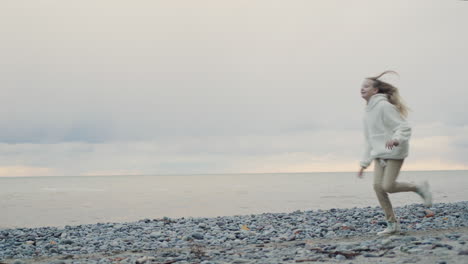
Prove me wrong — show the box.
[1,202,467,264]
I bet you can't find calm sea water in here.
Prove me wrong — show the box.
[1,171,467,229]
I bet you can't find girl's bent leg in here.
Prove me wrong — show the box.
[382,159,418,193]
[373,159,397,222]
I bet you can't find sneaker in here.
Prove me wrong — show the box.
[417,181,433,207]
[377,221,401,236]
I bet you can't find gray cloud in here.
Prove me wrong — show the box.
[1,0,467,174]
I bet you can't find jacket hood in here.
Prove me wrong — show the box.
[366,93,388,111]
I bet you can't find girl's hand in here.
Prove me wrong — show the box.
[385,139,399,150]
[357,167,365,178]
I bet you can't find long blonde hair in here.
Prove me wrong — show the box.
[367,70,410,117]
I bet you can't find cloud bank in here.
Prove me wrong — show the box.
[1,0,467,176]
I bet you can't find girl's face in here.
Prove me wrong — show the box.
[361,79,378,102]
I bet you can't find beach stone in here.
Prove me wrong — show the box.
[149,231,162,238]
[401,257,421,263]
[433,248,450,256]
[335,254,346,260]
[377,221,387,226]
[110,241,119,247]
[135,256,155,264]
[402,236,417,242]
[231,258,250,263]
[61,239,74,245]
[191,233,204,240]
[332,223,342,230]
[407,248,422,254]
[420,244,434,250]
[380,238,392,246]
[98,258,111,264]
[434,243,453,250]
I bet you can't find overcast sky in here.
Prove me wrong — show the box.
[1,0,467,176]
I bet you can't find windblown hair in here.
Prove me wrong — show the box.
[367,70,410,117]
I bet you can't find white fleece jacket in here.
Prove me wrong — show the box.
[360,93,412,168]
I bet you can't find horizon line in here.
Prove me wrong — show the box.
[0,169,466,178]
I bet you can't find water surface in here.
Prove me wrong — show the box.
[1,170,466,228]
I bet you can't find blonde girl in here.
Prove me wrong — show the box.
[358,71,432,235]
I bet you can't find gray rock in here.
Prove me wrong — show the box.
[232,258,250,263]
[407,248,423,254]
[332,223,342,230]
[61,239,74,245]
[149,231,161,238]
[191,233,204,240]
[135,256,155,264]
